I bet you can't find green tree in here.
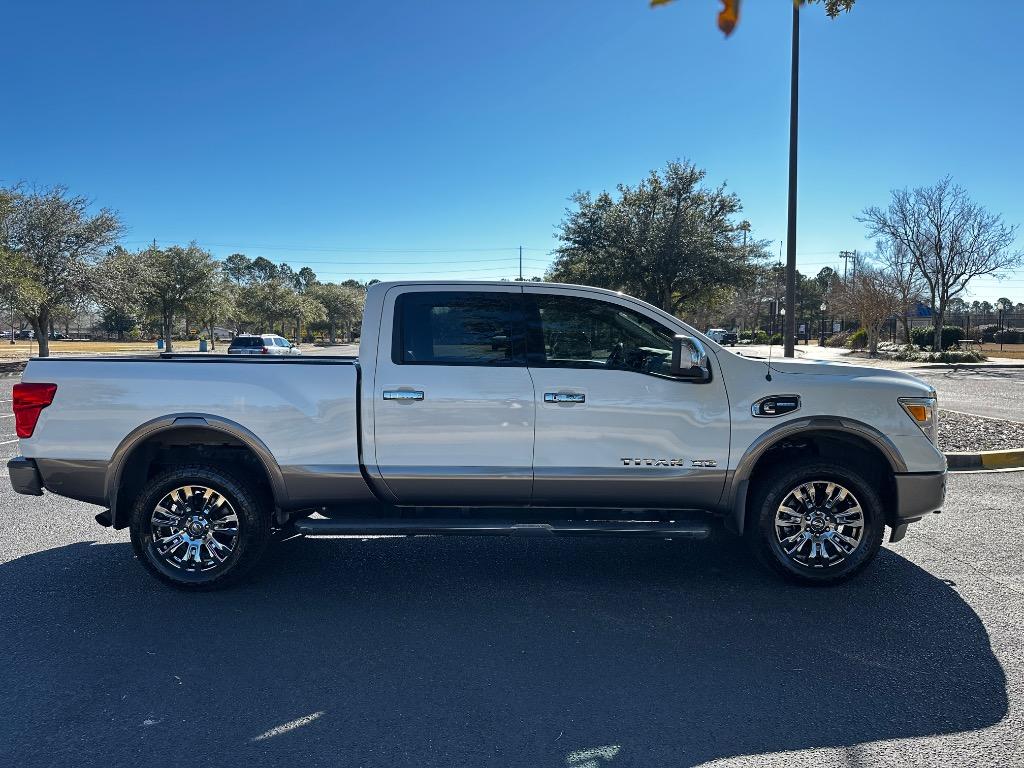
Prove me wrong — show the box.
[237,278,298,334]
[222,253,255,285]
[1,185,123,356]
[249,257,279,283]
[549,160,767,315]
[191,272,235,350]
[142,242,218,352]
[308,282,365,343]
[93,246,153,340]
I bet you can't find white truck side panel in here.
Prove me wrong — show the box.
[19,360,362,471]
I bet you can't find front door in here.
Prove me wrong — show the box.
[372,286,535,506]
[524,288,730,510]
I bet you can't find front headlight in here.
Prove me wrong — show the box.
[900,396,938,445]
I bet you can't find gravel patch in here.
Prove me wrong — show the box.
[939,408,1024,452]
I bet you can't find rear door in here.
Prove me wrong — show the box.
[371,286,535,505]
[524,287,730,510]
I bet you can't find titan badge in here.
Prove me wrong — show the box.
[620,458,718,468]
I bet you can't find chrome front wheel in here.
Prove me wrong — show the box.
[748,460,884,584]
[774,481,865,569]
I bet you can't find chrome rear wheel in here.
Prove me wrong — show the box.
[130,465,271,590]
[150,485,241,573]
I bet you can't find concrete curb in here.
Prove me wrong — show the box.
[946,449,1024,471]
[909,363,1024,370]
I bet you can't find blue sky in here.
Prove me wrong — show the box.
[4,1,1022,298]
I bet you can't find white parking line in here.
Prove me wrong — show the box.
[0,438,19,445]
[0,413,14,418]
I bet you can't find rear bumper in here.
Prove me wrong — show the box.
[8,456,43,496]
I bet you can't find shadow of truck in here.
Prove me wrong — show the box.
[0,535,1007,768]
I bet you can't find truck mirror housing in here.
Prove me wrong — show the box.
[671,334,712,382]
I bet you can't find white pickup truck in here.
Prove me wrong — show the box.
[8,281,946,589]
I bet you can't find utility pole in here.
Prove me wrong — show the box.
[839,250,856,282]
[783,3,800,358]
[838,250,857,334]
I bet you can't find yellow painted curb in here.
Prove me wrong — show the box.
[980,450,1024,470]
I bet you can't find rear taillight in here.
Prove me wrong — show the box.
[261,346,269,354]
[13,382,58,438]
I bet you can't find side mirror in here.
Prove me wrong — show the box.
[671,334,712,382]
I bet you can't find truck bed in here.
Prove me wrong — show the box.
[17,354,373,510]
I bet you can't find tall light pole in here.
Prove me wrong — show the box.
[998,301,1006,352]
[783,3,800,358]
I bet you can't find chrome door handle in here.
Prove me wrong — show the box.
[544,392,585,403]
[383,390,424,401]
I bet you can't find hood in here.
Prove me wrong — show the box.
[766,358,936,395]
[767,358,872,376]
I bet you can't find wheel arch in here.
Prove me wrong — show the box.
[727,416,904,536]
[105,414,287,529]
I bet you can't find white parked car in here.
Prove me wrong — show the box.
[226,334,301,356]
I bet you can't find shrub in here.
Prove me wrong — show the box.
[995,328,1023,344]
[847,328,868,349]
[825,330,850,348]
[977,324,1000,343]
[922,350,986,363]
[752,330,769,344]
[910,325,965,350]
[769,332,782,345]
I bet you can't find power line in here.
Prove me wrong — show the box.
[122,238,553,255]
[213,256,551,266]
[309,266,545,276]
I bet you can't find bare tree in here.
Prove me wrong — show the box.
[871,240,923,343]
[860,177,1021,352]
[833,267,901,356]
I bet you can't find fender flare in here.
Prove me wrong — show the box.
[105,413,288,527]
[726,416,907,535]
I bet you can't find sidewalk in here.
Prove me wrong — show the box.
[733,344,1024,370]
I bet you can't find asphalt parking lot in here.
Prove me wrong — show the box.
[1,373,1022,767]
[913,368,1024,422]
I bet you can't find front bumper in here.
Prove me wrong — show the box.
[894,471,946,522]
[889,471,945,542]
[8,457,44,496]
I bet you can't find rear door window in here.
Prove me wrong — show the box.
[393,291,524,365]
[229,337,262,349]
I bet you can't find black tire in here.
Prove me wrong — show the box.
[746,460,884,584]
[129,464,271,590]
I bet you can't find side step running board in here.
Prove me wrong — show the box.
[292,518,710,539]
